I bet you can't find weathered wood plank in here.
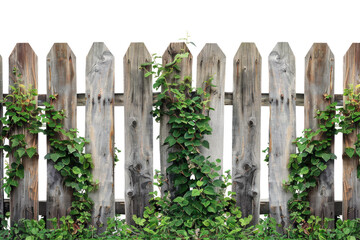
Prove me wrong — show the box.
[124,42,153,225]
[232,43,261,225]
[305,43,335,226]
[196,43,226,171]
[46,43,76,227]
[9,43,38,225]
[268,42,296,231]
[86,42,115,233]
[0,55,3,220]
[160,42,192,199]
[343,43,360,219]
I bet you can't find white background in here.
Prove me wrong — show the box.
[0,0,357,204]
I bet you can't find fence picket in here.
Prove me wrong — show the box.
[9,43,38,225]
[305,43,335,226]
[124,42,153,225]
[86,42,115,233]
[196,43,226,170]
[232,43,261,224]
[0,55,3,218]
[160,42,192,199]
[46,43,76,227]
[343,43,360,219]
[268,42,296,231]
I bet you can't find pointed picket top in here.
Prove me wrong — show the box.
[86,42,114,76]
[160,42,192,199]
[162,42,193,80]
[124,42,153,225]
[196,43,226,171]
[234,42,261,62]
[46,43,76,228]
[305,42,335,226]
[86,42,115,233]
[268,42,296,232]
[343,43,360,220]
[232,42,261,225]
[124,42,151,60]
[9,43,38,89]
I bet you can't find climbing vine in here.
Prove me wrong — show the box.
[130,50,253,239]
[1,68,97,232]
[264,84,360,233]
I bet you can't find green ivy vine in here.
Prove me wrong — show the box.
[1,68,97,231]
[131,50,253,239]
[264,84,360,233]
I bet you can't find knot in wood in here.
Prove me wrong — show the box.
[130,117,137,128]
[127,189,134,197]
[248,117,256,127]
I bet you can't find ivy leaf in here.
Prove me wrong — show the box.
[202,140,210,149]
[300,167,309,175]
[207,205,216,213]
[26,147,37,158]
[16,168,24,179]
[72,166,81,175]
[321,153,331,162]
[50,153,62,162]
[196,181,204,187]
[5,185,11,195]
[204,186,216,195]
[16,148,26,158]
[67,145,76,153]
[305,145,314,153]
[165,135,176,147]
[346,148,355,158]
[54,162,65,171]
[192,189,201,197]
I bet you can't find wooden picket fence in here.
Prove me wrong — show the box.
[0,42,359,231]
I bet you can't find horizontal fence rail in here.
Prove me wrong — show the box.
[3,92,345,107]
[0,41,358,232]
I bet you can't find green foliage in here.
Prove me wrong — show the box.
[1,68,97,232]
[4,53,360,239]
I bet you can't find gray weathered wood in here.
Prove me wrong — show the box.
[160,42,192,199]
[343,43,360,219]
[305,43,335,226]
[124,42,153,225]
[9,43,38,225]
[22,92,345,107]
[268,42,296,231]
[46,43,76,227]
[196,43,225,171]
[86,42,115,233]
[0,55,3,219]
[232,43,261,225]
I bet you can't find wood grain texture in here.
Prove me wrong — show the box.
[268,42,296,231]
[124,43,153,225]
[160,42,192,199]
[0,55,3,218]
[46,43,76,227]
[305,43,335,226]
[343,43,360,219]
[232,43,261,225]
[196,43,225,171]
[27,92,344,107]
[86,42,115,233]
[9,43,38,226]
